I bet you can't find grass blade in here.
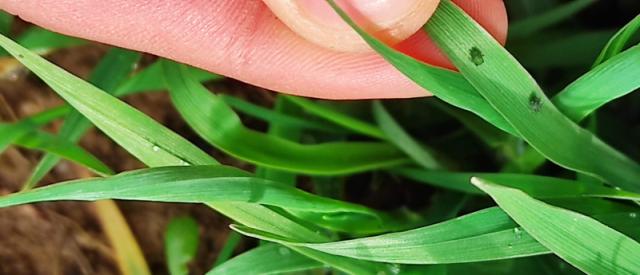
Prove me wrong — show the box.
[13,130,113,176]
[0,33,215,167]
[230,207,546,264]
[509,0,596,39]
[0,12,12,36]
[594,14,640,65]
[115,60,222,97]
[373,101,442,169]
[95,200,151,275]
[552,14,640,121]
[425,0,640,191]
[24,48,141,189]
[284,95,386,139]
[232,207,538,264]
[0,107,67,152]
[0,123,34,153]
[472,177,640,274]
[165,217,200,275]
[221,94,343,134]
[232,222,546,265]
[254,95,303,185]
[0,26,85,56]
[15,27,85,55]
[212,202,391,274]
[324,1,517,136]
[429,100,509,149]
[1,122,112,177]
[552,44,640,122]
[212,231,242,267]
[510,30,615,69]
[329,0,640,191]
[163,61,410,175]
[0,166,380,218]
[208,244,323,275]
[395,169,640,201]
[233,205,640,265]
[284,247,384,275]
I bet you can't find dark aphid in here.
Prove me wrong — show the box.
[528,92,543,112]
[469,47,484,66]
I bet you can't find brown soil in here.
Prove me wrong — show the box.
[0,39,268,274]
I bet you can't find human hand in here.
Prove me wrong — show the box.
[1,0,507,99]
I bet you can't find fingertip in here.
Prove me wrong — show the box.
[454,0,508,44]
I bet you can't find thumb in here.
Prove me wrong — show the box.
[263,0,440,52]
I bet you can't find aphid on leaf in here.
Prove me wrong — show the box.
[469,47,484,66]
[528,92,543,112]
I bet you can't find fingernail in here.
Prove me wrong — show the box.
[299,0,421,29]
[264,0,440,52]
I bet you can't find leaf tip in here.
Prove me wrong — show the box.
[469,176,484,186]
[229,224,253,237]
[470,177,495,194]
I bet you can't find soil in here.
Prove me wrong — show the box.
[0,36,266,275]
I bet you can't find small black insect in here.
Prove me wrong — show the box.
[528,92,543,112]
[469,47,484,66]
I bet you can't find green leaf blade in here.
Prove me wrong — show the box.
[473,177,640,274]
[208,244,323,275]
[0,33,216,167]
[165,217,200,275]
[24,48,141,189]
[425,1,640,191]
[0,166,379,218]
[509,0,596,39]
[552,44,640,122]
[0,11,13,36]
[373,101,442,169]
[163,61,410,175]
[594,14,640,65]
[284,95,386,139]
[14,130,113,176]
[232,207,551,264]
[395,169,640,201]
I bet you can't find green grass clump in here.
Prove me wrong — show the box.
[1,1,640,274]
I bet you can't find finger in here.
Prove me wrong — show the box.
[1,0,507,99]
[397,0,508,69]
[264,0,440,52]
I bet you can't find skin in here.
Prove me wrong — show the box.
[0,0,507,99]
[265,0,442,52]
